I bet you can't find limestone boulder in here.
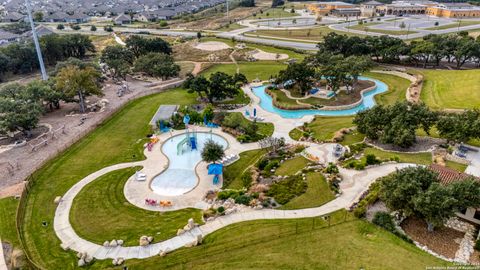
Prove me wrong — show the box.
[109,240,118,247]
[117,239,124,246]
[78,258,86,267]
[139,236,150,246]
[103,241,110,247]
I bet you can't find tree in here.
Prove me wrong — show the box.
[25,80,64,111]
[197,32,202,40]
[133,53,180,80]
[380,167,438,217]
[57,24,65,30]
[436,110,480,143]
[33,11,44,22]
[413,182,456,231]
[271,0,285,8]
[201,139,225,163]
[90,25,97,31]
[100,45,135,80]
[70,24,81,30]
[125,35,172,58]
[399,22,406,29]
[104,25,114,32]
[0,83,43,137]
[55,65,102,113]
[0,53,9,81]
[276,62,315,95]
[184,72,246,104]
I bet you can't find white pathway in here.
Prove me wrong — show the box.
[0,238,7,270]
[54,160,414,260]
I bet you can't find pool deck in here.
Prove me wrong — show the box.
[123,127,259,211]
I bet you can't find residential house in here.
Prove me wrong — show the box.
[0,29,21,46]
[114,14,131,25]
[2,11,25,22]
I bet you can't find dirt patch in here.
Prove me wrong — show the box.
[173,41,233,62]
[401,216,464,259]
[367,136,445,152]
[0,126,49,146]
[250,49,289,61]
[470,249,480,265]
[194,41,231,51]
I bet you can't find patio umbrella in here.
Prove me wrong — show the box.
[253,108,257,117]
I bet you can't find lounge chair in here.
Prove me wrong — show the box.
[136,171,147,181]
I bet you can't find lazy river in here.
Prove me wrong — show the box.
[252,77,388,119]
[151,132,228,196]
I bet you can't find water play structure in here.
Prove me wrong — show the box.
[151,132,228,196]
[177,114,198,155]
[252,76,388,119]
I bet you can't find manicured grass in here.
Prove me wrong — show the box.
[20,88,199,269]
[280,172,335,210]
[425,20,480,30]
[414,69,480,110]
[70,167,203,246]
[201,62,287,81]
[216,23,246,31]
[348,23,416,35]
[341,130,365,146]
[0,197,20,248]
[366,71,409,106]
[289,128,303,141]
[248,8,298,19]
[227,112,274,138]
[275,156,310,176]
[445,160,468,172]
[252,26,363,42]
[364,147,432,165]
[112,212,448,269]
[223,149,267,189]
[222,91,250,104]
[307,116,355,142]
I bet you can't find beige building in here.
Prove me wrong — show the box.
[360,0,384,17]
[426,3,480,18]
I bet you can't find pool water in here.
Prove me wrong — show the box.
[252,76,388,119]
[151,132,228,196]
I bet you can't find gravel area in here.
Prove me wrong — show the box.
[367,136,446,153]
[401,216,464,259]
[0,78,179,198]
[194,41,231,51]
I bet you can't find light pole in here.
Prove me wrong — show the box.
[25,0,48,81]
[226,0,229,18]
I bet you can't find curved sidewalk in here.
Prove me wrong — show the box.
[54,163,414,260]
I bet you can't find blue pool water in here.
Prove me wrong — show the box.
[252,77,388,119]
[151,132,228,196]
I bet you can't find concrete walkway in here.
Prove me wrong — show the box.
[54,161,414,260]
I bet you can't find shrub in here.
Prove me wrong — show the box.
[353,181,382,218]
[237,134,251,143]
[235,194,252,205]
[366,154,380,165]
[70,24,81,30]
[217,206,225,213]
[257,158,269,170]
[104,25,113,32]
[475,239,480,251]
[217,189,244,200]
[264,160,279,172]
[325,162,339,174]
[372,212,396,232]
[57,24,65,30]
[354,162,365,170]
[241,172,253,188]
[90,25,97,31]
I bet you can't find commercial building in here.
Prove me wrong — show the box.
[426,3,480,18]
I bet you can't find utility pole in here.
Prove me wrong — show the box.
[25,0,48,81]
[226,0,229,18]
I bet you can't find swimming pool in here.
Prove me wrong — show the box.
[151,132,228,196]
[252,77,388,119]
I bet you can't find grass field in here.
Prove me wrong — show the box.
[19,88,199,269]
[275,156,310,176]
[248,7,298,19]
[280,172,335,210]
[414,69,480,110]
[216,23,246,31]
[306,116,355,142]
[202,62,287,81]
[70,167,203,246]
[0,197,20,248]
[425,20,480,30]
[251,26,362,42]
[105,211,447,269]
[223,149,267,189]
[366,71,410,106]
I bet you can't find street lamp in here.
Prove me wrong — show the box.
[25,0,48,81]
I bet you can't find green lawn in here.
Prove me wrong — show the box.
[425,20,480,30]
[224,149,267,189]
[445,160,468,172]
[348,23,416,35]
[280,172,335,210]
[414,69,480,110]
[108,211,448,270]
[201,61,287,81]
[248,8,298,19]
[275,156,310,176]
[341,130,366,146]
[70,167,203,246]
[289,128,303,141]
[307,116,356,142]
[19,88,199,269]
[216,23,246,31]
[364,147,432,165]
[366,71,410,106]
[0,197,20,248]
[252,26,363,42]
[226,112,274,138]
